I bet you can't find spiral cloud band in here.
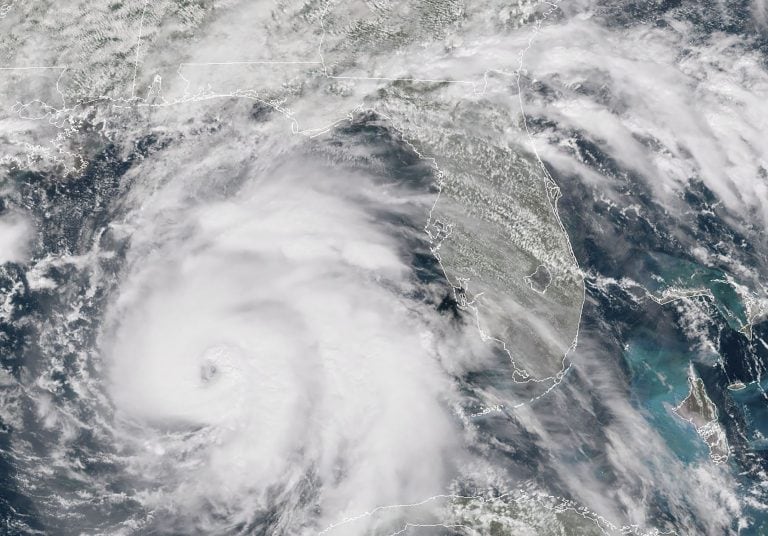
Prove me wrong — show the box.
[98,126,474,534]
[2,0,767,534]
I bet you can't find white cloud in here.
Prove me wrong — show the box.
[0,213,31,264]
[522,18,768,231]
[99,126,472,534]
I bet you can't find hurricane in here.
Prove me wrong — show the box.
[1,0,767,534]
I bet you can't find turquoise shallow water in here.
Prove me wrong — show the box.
[642,254,768,450]
[624,336,709,464]
[623,255,768,533]
[642,252,748,332]
[729,381,768,451]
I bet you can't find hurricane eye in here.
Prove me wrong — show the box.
[200,362,218,383]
